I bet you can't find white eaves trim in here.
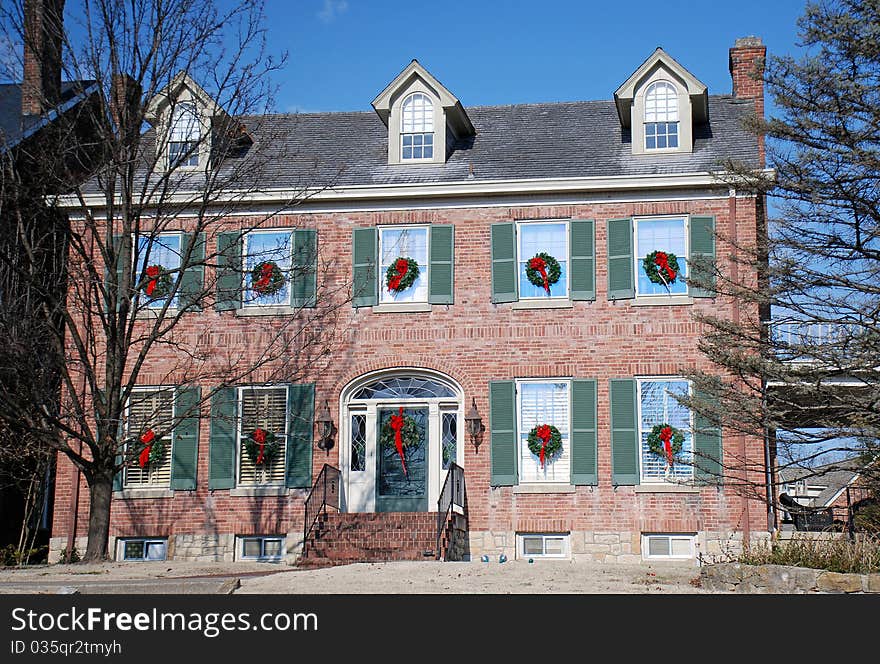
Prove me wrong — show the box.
[55,169,775,210]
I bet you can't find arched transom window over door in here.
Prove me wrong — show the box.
[342,371,463,513]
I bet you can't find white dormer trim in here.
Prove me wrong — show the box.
[614,48,708,156]
[372,60,475,166]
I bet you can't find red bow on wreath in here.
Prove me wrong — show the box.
[536,423,552,468]
[145,265,160,296]
[252,427,267,465]
[528,256,551,294]
[138,429,156,468]
[387,258,410,292]
[389,406,409,477]
[254,263,274,293]
[660,425,674,467]
[653,251,677,282]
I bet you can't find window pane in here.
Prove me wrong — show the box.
[402,147,412,159]
[124,540,144,560]
[518,223,568,298]
[544,538,565,555]
[519,382,570,483]
[245,231,292,306]
[379,227,428,303]
[635,218,687,296]
[442,412,457,470]
[137,234,182,308]
[523,537,544,555]
[657,135,667,149]
[125,389,174,488]
[648,537,670,556]
[243,538,262,558]
[240,387,288,484]
[424,145,433,158]
[640,380,693,480]
[402,135,412,147]
[353,376,456,400]
[351,414,366,472]
[263,539,283,557]
[671,538,691,556]
[145,541,166,560]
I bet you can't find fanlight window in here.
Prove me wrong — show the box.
[352,376,455,400]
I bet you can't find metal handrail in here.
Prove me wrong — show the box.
[436,463,466,560]
[303,464,341,552]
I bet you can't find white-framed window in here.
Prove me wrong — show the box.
[136,232,182,309]
[169,102,200,167]
[641,533,695,560]
[378,226,429,303]
[238,386,288,485]
[119,538,167,561]
[644,81,679,150]
[243,229,293,307]
[517,220,569,299]
[637,378,693,482]
[634,216,688,297]
[400,92,434,160]
[517,533,570,560]
[237,535,284,562]
[517,379,570,484]
[124,388,174,488]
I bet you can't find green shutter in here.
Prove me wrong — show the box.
[610,378,639,485]
[569,219,596,301]
[689,216,716,298]
[352,227,378,307]
[570,379,598,485]
[693,388,722,484]
[428,225,454,304]
[607,218,634,300]
[489,381,517,486]
[179,233,205,311]
[104,235,124,314]
[285,383,314,488]
[100,388,124,491]
[291,229,317,308]
[491,223,517,303]
[215,232,241,311]
[170,387,201,490]
[208,388,237,489]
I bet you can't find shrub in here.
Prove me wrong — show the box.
[739,534,880,574]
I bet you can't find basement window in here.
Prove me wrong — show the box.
[516,533,570,559]
[238,536,284,562]
[642,533,695,560]
[119,538,167,561]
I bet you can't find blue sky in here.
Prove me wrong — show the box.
[272,0,806,114]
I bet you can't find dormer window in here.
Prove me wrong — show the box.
[401,93,434,160]
[644,81,679,150]
[169,102,199,167]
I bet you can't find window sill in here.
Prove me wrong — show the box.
[631,295,693,307]
[372,302,432,313]
[229,486,289,497]
[513,483,576,494]
[114,488,174,499]
[511,299,573,310]
[235,306,297,317]
[634,483,700,494]
[135,307,178,320]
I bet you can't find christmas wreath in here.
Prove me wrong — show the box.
[251,260,286,296]
[647,423,685,466]
[142,265,173,298]
[643,250,680,287]
[527,423,563,467]
[244,427,281,466]
[380,407,422,477]
[136,429,165,468]
[525,253,561,295]
[385,257,420,293]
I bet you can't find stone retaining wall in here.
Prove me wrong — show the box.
[701,563,880,593]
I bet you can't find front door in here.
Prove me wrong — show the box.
[375,406,428,512]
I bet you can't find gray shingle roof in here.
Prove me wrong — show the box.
[0,81,93,150]
[232,94,760,190]
[778,458,864,507]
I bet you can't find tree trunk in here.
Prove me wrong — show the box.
[82,471,113,562]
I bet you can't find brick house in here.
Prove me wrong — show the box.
[49,37,770,565]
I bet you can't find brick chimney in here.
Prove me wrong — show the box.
[21,0,65,116]
[729,36,766,164]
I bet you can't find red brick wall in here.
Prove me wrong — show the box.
[52,193,769,549]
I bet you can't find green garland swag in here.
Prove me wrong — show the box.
[642,250,681,286]
[527,423,563,463]
[136,430,165,468]
[385,256,420,293]
[143,265,173,299]
[525,252,562,293]
[646,423,685,463]
[244,428,281,466]
[379,412,422,450]
[251,260,286,296]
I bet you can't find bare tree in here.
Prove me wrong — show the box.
[0,0,351,561]
[682,0,880,529]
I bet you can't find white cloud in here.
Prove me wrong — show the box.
[317,0,349,23]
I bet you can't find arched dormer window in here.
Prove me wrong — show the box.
[644,81,678,150]
[169,102,200,167]
[400,93,434,160]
